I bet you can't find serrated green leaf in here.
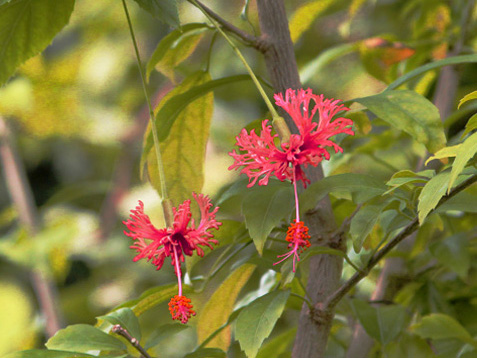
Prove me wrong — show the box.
[462,114,477,138]
[256,328,296,358]
[300,173,387,212]
[417,170,450,223]
[387,54,477,91]
[425,144,460,165]
[429,234,470,279]
[236,290,290,358]
[350,300,408,346]
[350,203,386,252]
[97,308,141,341]
[242,184,294,255]
[147,23,209,81]
[354,90,446,154]
[46,325,126,352]
[448,131,477,192]
[198,264,255,350]
[147,71,213,204]
[412,313,477,347]
[289,0,335,43]
[0,0,75,86]
[184,348,226,358]
[144,323,189,350]
[3,350,97,358]
[458,90,477,109]
[132,0,179,27]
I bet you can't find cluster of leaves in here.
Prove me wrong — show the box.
[1,0,477,358]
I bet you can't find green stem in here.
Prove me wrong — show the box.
[121,0,168,200]
[188,0,280,121]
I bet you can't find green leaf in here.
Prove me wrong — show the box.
[437,191,477,213]
[387,54,477,91]
[425,145,460,165]
[462,114,477,138]
[132,0,179,27]
[97,308,141,341]
[350,203,386,253]
[236,290,290,358]
[242,183,294,255]
[429,234,470,279]
[448,131,477,192]
[183,348,226,358]
[417,170,450,223]
[289,0,335,43]
[354,90,446,154]
[142,75,250,159]
[385,169,434,194]
[256,328,296,358]
[300,173,387,212]
[197,264,255,351]
[132,284,191,316]
[350,300,408,346]
[300,43,358,84]
[385,333,435,358]
[3,351,97,358]
[46,325,126,352]
[146,71,213,204]
[458,90,477,109]
[146,23,209,81]
[412,313,477,347]
[0,0,75,86]
[144,323,189,350]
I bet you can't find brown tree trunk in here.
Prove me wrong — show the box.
[256,1,342,357]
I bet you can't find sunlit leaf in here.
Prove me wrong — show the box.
[300,173,387,212]
[412,314,477,347]
[197,264,255,350]
[0,0,75,86]
[147,71,213,204]
[448,132,477,192]
[242,183,294,255]
[417,170,450,224]
[46,325,126,352]
[458,90,477,109]
[146,23,209,81]
[425,145,460,165]
[132,0,179,27]
[236,290,290,358]
[354,90,446,154]
[462,114,477,138]
[97,308,141,341]
[289,0,335,43]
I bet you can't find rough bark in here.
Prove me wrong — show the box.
[256,1,342,357]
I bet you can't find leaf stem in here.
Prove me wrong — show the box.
[188,0,280,121]
[121,0,168,200]
[112,324,152,358]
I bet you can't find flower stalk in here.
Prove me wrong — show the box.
[121,0,168,202]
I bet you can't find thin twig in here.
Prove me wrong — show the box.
[112,324,152,358]
[322,174,477,311]
[190,0,259,47]
[0,117,63,337]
